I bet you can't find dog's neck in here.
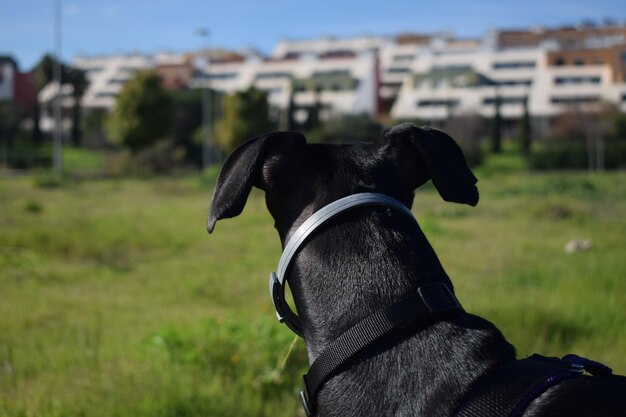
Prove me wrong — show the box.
[285,207,451,353]
[283,208,515,417]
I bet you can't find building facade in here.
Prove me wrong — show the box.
[390,25,626,123]
[39,23,626,132]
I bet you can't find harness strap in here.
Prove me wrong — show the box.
[454,354,613,417]
[301,282,463,416]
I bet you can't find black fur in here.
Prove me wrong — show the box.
[208,123,626,416]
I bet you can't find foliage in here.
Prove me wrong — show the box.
[105,140,187,176]
[608,111,626,141]
[170,89,203,160]
[31,54,88,145]
[3,141,52,169]
[519,97,531,155]
[169,88,223,167]
[490,93,502,153]
[443,113,486,167]
[215,87,274,153]
[106,71,174,152]
[0,102,23,166]
[306,113,384,143]
[81,108,109,148]
[550,102,617,144]
[529,141,626,170]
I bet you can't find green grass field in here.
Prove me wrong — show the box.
[1,159,625,416]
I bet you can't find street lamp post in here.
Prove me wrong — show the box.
[53,0,63,175]
[196,28,212,170]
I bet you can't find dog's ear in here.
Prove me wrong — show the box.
[207,131,306,233]
[385,124,479,206]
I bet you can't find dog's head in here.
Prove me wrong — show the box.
[208,123,478,242]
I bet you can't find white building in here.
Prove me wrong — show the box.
[191,40,380,120]
[37,52,190,133]
[74,53,172,110]
[37,81,75,133]
[37,25,626,131]
[390,28,626,122]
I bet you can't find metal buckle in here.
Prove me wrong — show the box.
[300,375,314,416]
[417,283,461,314]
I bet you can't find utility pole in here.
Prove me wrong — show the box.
[53,0,63,175]
[196,28,212,170]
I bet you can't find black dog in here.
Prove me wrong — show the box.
[208,124,625,417]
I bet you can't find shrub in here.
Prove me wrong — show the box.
[529,141,626,170]
[105,139,187,175]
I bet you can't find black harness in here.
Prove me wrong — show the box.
[268,192,617,416]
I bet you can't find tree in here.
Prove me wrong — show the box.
[106,71,173,152]
[66,67,87,146]
[31,54,87,145]
[169,88,222,167]
[215,87,274,153]
[490,91,502,153]
[443,112,486,167]
[519,96,531,155]
[307,113,384,144]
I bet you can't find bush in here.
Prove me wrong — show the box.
[442,113,486,167]
[307,113,384,143]
[529,141,626,170]
[106,71,174,152]
[105,139,187,175]
[7,140,52,169]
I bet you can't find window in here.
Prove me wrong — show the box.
[550,96,599,104]
[284,52,301,60]
[382,81,403,88]
[256,72,291,80]
[416,99,459,108]
[260,87,282,94]
[313,70,351,77]
[96,92,118,98]
[493,61,536,70]
[392,54,414,62]
[320,50,356,59]
[207,72,238,80]
[554,76,601,85]
[387,67,410,74]
[497,79,532,87]
[483,96,526,105]
[433,64,472,72]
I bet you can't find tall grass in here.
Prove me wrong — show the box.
[0,165,625,416]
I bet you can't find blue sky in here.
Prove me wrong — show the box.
[2,0,626,71]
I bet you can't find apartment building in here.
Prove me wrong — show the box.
[36,52,194,133]
[190,39,380,120]
[391,25,626,124]
[37,23,626,133]
[0,56,36,112]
